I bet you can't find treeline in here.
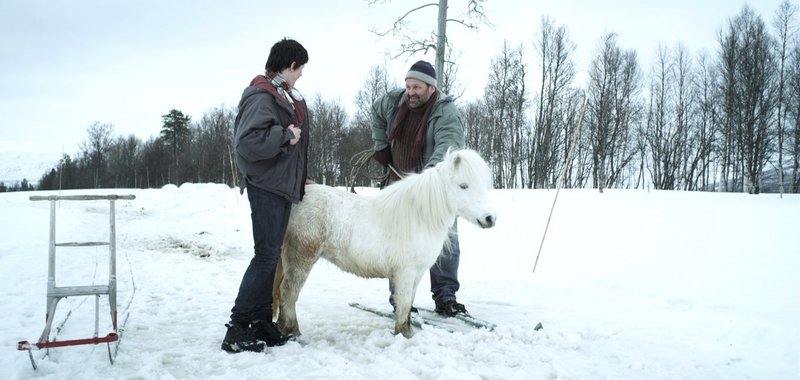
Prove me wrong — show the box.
[35,108,238,190]
[15,3,800,194]
[460,3,800,194]
[0,180,34,192]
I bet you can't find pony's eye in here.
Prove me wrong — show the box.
[459,183,468,189]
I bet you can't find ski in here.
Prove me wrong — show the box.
[349,302,496,333]
[415,306,497,331]
[349,302,428,330]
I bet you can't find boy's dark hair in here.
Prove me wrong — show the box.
[265,38,308,72]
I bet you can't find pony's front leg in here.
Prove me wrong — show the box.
[391,271,424,338]
[276,243,317,337]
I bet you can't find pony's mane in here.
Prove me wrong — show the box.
[373,165,451,237]
[371,149,490,241]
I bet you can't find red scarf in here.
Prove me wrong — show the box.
[387,92,438,164]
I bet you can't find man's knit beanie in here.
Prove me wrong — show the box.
[405,60,437,87]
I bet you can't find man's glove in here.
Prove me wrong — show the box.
[372,147,392,167]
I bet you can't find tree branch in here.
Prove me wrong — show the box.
[371,3,439,37]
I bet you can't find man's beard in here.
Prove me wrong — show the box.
[408,94,428,108]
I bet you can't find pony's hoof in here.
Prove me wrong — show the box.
[277,323,300,338]
[394,328,415,338]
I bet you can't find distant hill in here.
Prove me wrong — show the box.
[0,151,61,187]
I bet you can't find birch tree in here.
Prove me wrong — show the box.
[686,52,719,191]
[192,106,236,185]
[343,64,394,187]
[718,6,776,194]
[587,33,642,192]
[772,0,798,194]
[460,99,492,159]
[307,96,348,185]
[80,122,114,188]
[645,44,695,190]
[483,41,527,188]
[530,16,576,189]
[787,39,800,192]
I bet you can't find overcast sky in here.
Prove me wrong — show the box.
[0,0,788,156]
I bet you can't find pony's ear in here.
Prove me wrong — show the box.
[452,152,462,168]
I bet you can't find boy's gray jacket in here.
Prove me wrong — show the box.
[233,84,308,203]
[371,88,465,169]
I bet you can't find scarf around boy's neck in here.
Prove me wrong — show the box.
[264,71,304,102]
[387,91,438,162]
[250,71,305,125]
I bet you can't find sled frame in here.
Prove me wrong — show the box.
[17,194,135,370]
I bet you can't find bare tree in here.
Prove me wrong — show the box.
[772,0,799,195]
[192,106,236,185]
[530,16,576,189]
[718,6,776,194]
[460,99,491,158]
[717,21,741,192]
[80,121,114,188]
[353,64,393,129]
[587,33,642,192]
[483,41,528,188]
[369,0,490,94]
[307,96,348,185]
[645,44,677,190]
[344,64,394,187]
[645,43,695,190]
[788,39,800,192]
[673,44,695,191]
[559,89,591,189]
[439,47,466,99]
[686,51,719,191]
[140,135,170,188]
[107,134,141,188]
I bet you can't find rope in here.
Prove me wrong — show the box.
[533,93,589,273]
[346,149,399,193]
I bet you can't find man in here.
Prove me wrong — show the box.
[222,38,310,353]
[370,60,468,316]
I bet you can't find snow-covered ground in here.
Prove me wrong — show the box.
[1,184,798,379]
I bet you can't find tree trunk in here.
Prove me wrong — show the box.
[436,0,447,92]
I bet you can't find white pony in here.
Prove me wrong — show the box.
[274,149,496,338]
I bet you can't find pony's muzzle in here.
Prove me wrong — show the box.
[477,213,496,229]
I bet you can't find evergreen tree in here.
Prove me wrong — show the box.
[160,109,192,183]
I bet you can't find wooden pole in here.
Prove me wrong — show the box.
[533,93,588,273]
